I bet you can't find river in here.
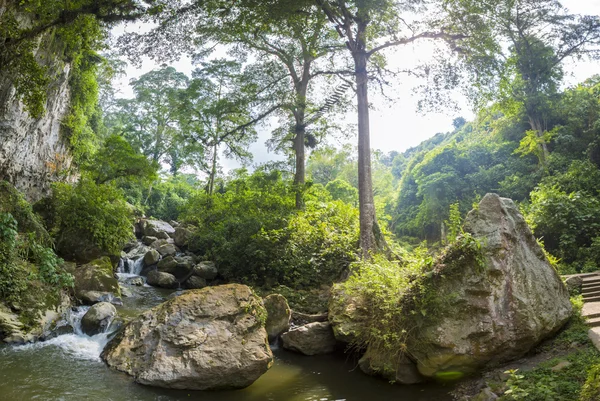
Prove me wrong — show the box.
[0,270,454,401]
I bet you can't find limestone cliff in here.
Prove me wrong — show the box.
[0,5,74,202]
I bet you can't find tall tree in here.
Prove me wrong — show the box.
[117,1,351,208]
[312,0,465,256]
[179,59,257,195]
[106,66,203,174]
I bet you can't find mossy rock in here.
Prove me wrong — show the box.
[70,257,121,300]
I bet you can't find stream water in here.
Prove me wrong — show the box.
[0,260,454,401]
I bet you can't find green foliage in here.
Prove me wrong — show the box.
[182,169,360,288]
[339,251,431,360]
[142,175,199,221]
[444,202,463,244]
[255,200,360,288]
[580,364,600,401]
[84,134,158,185]
[500,348,600,401]
[525,160,600,273]
[182,169,296,285]
[0,183,73,306]
[325,179,358,205]
[0,212,24,302]
[49,179,133,255]
[105,66,204,174]
[24,240,73,288]
[0,182,51,245]
[0,0,147,118]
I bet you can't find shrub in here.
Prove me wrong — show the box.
[0,183,73,304]
[182,170,360,288]
[49,179,133,256]
[182,170,296,285]
[255,200,360,288]
[0,212,25,301]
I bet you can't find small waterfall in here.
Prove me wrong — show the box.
[14,307,114,362]
[117,257,144,277]
[269,336,280,351]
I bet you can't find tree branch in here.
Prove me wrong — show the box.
[367,31,468,57]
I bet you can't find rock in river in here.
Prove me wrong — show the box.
[146,271,178,289]
[65,257,121,303]
[81,302,117,336]
[101,284,273,390]
[281,322,337,355]
[263,294,291,341]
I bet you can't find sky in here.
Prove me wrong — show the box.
[112,0,600,170]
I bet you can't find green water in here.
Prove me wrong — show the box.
[0,281,454,401]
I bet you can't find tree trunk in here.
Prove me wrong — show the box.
[528,115,549,166]
[293,124,306,209]
[208,143,218,196]
[354,51,378,258]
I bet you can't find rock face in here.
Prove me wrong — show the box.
[358,346,423,384]
[408,194,572,378]
[281,322,337,355]
[0,27,74,202]
[66,257,121,303]
[101,284,273,390]
[81,302,117,336]
[263,294,291,341]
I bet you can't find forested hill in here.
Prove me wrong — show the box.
[390,76,600,274]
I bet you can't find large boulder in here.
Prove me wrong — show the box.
[263,294,291,341]
[142,236,158,246]
[149,238,173,250]
[146,271,178,289]
[192,261,218,280]
[157,256,193,279]
[78,290,122,306]
[157,243,177,257]
[101,284,273,390]
[81,302,117,336]
[125,243,152,260]
[328,285,367,344]
[143,249,161,266]
[182,276,206,289]
[173,226,193,247]
[565,275,583,295]
[156,256,177,272]
[407,194,572,378]
[281,322,337,355]
[142,219,175,239]
[67,257,121,302]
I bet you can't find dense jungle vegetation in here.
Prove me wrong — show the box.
[2,0,600,399]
